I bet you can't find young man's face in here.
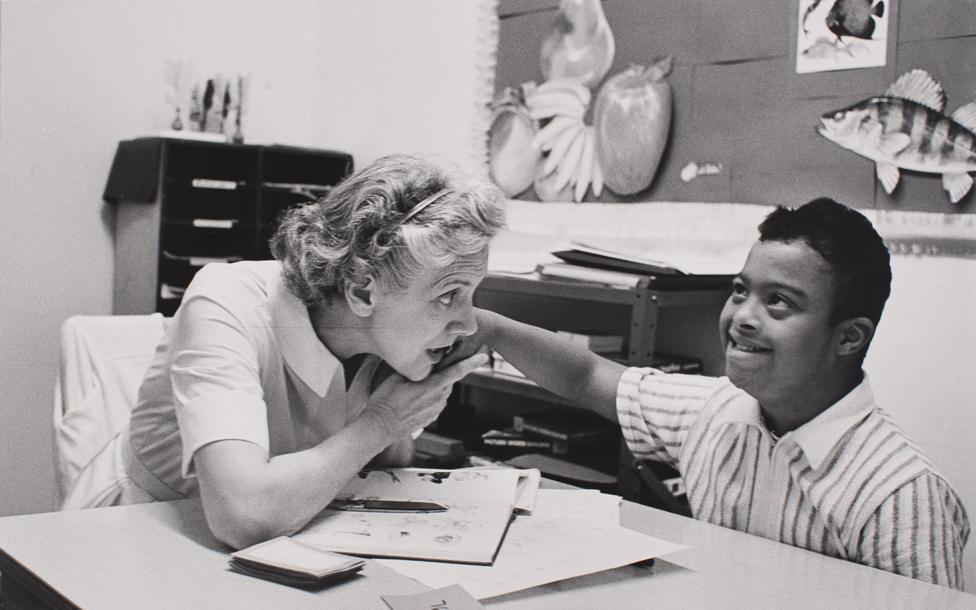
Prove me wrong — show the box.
[719,239,844,409]
[368,248,488,381]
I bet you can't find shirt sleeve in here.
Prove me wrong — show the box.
[168,266,271,477]
[856,473,971,590]
[615,367,718,467]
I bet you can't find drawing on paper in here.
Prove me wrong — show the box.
[291,468,525,563]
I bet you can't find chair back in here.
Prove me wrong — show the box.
[54,314,169,506]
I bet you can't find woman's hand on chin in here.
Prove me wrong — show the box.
[363,352,489,441]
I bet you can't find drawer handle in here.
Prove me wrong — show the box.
[192,218,236,229]
[160,284,186,299]
[191,178,241,190]
[162,250,242,266]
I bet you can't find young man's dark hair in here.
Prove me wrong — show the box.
[757,197,891,329]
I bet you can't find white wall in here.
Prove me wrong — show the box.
[308,0,496,171]
[866,255,976,588]
[0,0,322,515]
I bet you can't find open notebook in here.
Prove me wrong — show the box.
[290,467,536,565]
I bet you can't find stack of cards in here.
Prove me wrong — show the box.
[229,536,364,588]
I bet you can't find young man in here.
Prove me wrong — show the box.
[465,198,969,588]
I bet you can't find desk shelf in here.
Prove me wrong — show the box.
[463,369,579,408]
[436,271,732,515]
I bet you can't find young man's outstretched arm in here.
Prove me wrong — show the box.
[471,309,627,423]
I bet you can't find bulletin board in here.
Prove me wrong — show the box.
[492,0,976,257]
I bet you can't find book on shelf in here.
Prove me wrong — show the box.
[555,330,625,354]
[513,408,618,444]
[554,238,744,277]
[536,261,644,288]
[552,246,681,276]
[651,352,703,374]
[413,430,467,466]
[481,427,568,455]
[229,536,365,588]
[290,467,533,565]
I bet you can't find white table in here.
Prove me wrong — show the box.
[0,494,973,609]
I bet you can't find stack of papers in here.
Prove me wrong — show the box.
[229,536,364,588]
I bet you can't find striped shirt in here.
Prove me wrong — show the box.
[616,368,971,589]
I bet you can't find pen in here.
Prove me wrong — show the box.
[329,499,448,513]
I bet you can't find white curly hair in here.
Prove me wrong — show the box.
[270,154,506,306]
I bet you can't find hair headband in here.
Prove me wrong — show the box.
[398,188,453,225]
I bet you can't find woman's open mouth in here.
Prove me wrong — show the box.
[426,343,455,361]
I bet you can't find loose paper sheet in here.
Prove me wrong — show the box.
[382,584,486,610]
[379,489,686,600]
[292,468,537,564]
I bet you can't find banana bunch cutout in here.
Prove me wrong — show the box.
[526,79,604,202]
[487,0,615,202]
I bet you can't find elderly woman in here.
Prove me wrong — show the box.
[112,154,505,549]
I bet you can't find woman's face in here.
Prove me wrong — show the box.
[369,248,489,381]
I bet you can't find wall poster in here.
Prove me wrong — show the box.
[796,0,890,74]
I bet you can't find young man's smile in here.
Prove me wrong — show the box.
[726,335,770,355]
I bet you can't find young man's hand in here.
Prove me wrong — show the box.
[434,308,495,371]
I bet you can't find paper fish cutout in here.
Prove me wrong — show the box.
[818,69,976,203]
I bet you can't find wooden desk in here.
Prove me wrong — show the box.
[1,496,973,609]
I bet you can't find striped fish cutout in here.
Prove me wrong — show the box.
[818,69,976,203]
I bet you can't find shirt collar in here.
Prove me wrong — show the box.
[269,273,339,397]
[789,374,875,469]
[711,374,876,468]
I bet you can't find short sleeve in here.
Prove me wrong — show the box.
[168,266,271,477]
[616,367,719,466]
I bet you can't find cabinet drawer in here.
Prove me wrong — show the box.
[160,251,243,287]
[259,186,322,225]
[262,147,351,186]
[160,222,247,258]
[163,181,256,221]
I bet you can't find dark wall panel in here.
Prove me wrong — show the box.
[496,5,557,89]
[602,1,702,70]
[693,0,788,63]
[898,0,976,41]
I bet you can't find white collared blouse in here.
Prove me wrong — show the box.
[127,261,380,498]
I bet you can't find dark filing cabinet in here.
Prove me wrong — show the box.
[103,137,352,315]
